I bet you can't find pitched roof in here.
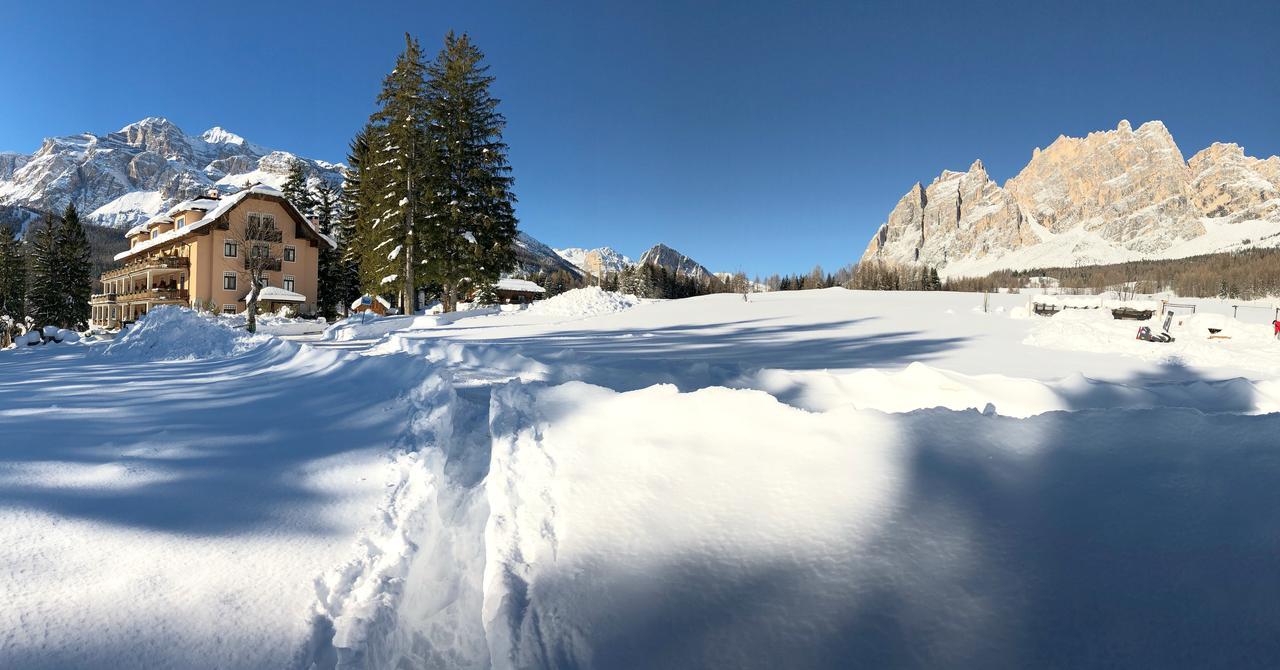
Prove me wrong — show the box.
[114,184,336,261]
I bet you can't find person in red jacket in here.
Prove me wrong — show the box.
[1273,319,1280,340]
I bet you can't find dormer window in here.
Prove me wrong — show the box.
[175,215,184,228]
[150,230,158,239]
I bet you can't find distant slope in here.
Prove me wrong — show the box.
[554,246,634,277]
[514,232,586,279]
[638,243,716,282]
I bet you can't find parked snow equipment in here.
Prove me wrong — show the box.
[1136,326,1174,343]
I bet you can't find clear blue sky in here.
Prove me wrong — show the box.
[2,1,1277,276]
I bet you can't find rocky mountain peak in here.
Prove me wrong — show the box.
[861,120,1280,276]
[639,243,715,282]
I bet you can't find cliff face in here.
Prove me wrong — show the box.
[639,243,715,282]
[863,159,1034,267]
[861,120,1280,274]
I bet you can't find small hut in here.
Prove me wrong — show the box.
[350,294,391,316]
[494,278,546,305]
[247,286,307,314]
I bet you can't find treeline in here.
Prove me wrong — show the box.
[0,204,95,345]
[513,263,732,300]
[339,31,518,314]
[996,248,1280,300]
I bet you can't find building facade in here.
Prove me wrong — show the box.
[90,185,334,328]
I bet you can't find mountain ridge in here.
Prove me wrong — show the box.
[862,120,1280,276]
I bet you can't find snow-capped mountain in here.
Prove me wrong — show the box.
[0,117,345,231]
[553,246,634,278]
[862,120,1280,276]
[639,243,716,282]
[515,232,586,279]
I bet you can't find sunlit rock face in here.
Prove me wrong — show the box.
[862,159,1034,267]
[862,120,1280,272]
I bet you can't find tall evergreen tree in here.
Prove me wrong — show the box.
[421,31,518,312]
[0,225,25,331]
[367,33,431,312]
[313,182,341,319]
[56,204,92,328]
[281,158,316,218]
[26,214,61,328]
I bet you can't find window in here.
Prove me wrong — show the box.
[174,215,184,228]
[284,246,296,262]
[224,240,237,257]
[252,243,270,258]
[223,272,237,291]
[283,276,295,292]
[247,213,261,227]
[222,304,236,315]
[261,214,275,228]
[150,229,158,239]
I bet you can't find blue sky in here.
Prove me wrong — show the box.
[2,1,1277,276]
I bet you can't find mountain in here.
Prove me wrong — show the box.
[554,246,634,278]
[638,243,716,282]
[514,232,586,279]
[0,117,345,231]
[861,120,1280,276]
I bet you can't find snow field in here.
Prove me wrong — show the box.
[5,289,1280,668]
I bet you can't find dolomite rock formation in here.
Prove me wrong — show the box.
[862,120,1280,273]
[863,159,1036,267]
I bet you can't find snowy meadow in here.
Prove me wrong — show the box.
[3,288,1280,669]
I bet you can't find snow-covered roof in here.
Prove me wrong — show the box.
[125,214,173,237]
[245,286,306,303]
[115,184,335,261]
[166,197,220,216]
[496,278,546,293]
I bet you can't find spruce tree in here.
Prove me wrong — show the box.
[421,31,518,312]
[56,204,92,329]
[0,225,25,337]
[26,214,61,328]
[313,182,340,319]
[281,158,316,218]
[367,33,430,313]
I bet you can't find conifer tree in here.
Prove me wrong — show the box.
[313,182,341,319]
[56,203,92,329]
[339,126,384,301]
[26,214,61,328]
[0,225,25,336]
[367,33,430,313]
[281,158,316,218]
[421,31,518,312]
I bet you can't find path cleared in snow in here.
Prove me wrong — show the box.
[4,290,1280,669]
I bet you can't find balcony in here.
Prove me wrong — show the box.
[246,225,283,243]
[116,288,190,304]
[102,255,190,280]
[90,292,117,304]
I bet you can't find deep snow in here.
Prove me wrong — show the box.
[3,289,1280,669]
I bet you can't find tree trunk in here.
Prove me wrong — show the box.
[247,281,259,333]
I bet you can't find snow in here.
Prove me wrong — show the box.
[523,286,640,317]
[245,286,307,303]
[5,288,1280,667]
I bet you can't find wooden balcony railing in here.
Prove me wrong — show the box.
[245,257,282,271]
[90,292,117,303]
[102,255,189,280]
[115,288,190,303]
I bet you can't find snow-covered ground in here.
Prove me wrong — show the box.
[3,289,1280,668]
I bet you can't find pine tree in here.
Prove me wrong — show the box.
[313,182,341,319]
[339,125,383,303]
[55,204,92,329]
[0,225,26,340]
[26,214,61,328]
[367,33,430,313]
[281,158,316,218]
[421,31,518,312]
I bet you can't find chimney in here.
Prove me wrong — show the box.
[206,187,220,200]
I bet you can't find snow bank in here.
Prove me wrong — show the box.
[524,287,641,318]
[744,362,1280,417]
[322,308,500,342]
[99,306,284,361]
[480,379,1280,668]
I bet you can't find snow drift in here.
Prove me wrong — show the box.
[524,287,641,318]
[99,306,288,361]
